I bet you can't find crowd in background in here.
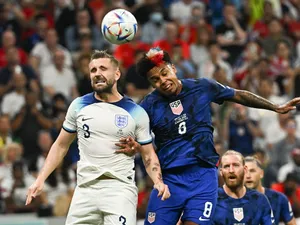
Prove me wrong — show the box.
[0,0,300,221]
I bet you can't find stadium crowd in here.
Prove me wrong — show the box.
[0,0,300,222]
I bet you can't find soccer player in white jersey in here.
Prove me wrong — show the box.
[25,50,170,225]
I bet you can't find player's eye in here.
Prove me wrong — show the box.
[161,72,167,76]
[91,68,96,73]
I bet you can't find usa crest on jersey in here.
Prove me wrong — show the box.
[115,115,128,128]
[147,212,156,223]
[169,100,183,115]
[233,208,244,222]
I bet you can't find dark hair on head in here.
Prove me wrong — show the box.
[136,47,172,78]
[245,156,263,169]
[90,50,119,67]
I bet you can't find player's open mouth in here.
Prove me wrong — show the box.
[228,175,237,180]
[164,84,172,91]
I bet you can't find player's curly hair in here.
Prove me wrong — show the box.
[136,47,172,78]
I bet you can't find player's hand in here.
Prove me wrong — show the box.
[154,181,170,201]
[25,180,44,205]
[115,136,141,156]
[275,97,300,114]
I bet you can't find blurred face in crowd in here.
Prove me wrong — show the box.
[147,63,181,96]
[264,2,274,18]
[80,36,92,52]
[77,10,90,27]
[0,115,10,135]
[2,30,16,49]
[38,131,53,154]
[223,5,236,22]
[209,44,220,59]
[258,79,273,98]
[89,58,120,94]
[6,144,22,163]
[13,72,27,90]
[285,119,297,137]
[276,41,290,59]
[245,160,263,190]
[269,20,282,35]
[36,17,48,39]
[45,29,58,47]
[6,47,20,65]
[165,23,178,43]
[79,56,90,76]
[220,153,246,190]
[26,92,38,107]
[53,50,65,69]
[197,28,210,45]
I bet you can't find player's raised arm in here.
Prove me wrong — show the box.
[25,129,76,205]
[228,89,300,114]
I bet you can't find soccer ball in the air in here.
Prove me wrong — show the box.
[101,9,138,45]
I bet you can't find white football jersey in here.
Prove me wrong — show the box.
[63,93,152,186]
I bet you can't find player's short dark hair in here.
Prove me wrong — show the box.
[220,150,245,167]
[136,48,172,78]
[245,156,263,169]
[90,50,119,68]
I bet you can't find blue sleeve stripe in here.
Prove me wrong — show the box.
[62,126,76,133]
[138,139,153,145]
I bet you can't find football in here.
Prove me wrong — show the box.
[101,9,138,45]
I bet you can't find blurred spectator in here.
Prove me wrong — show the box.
[252,1,276,39]
[153,22,190,60]
[0,115,13,158]
[199,41,232,80]
[278,148,300,183]
[271,172,300,218]
[22,14,49,53]
[2,161,37,213]
[1,72,27,119]
[65,9,103,52]
[11,91,52,163]
[261,18,293,57]
[41,49,78,103]
[71,33,93,63]
[271,117,300,172]
[215,3,247,65]
[223,103,263,156]
[169,0,204,26]
[55,0,95,46]
[141,9,166,44]
[76,54,93,96]
[0,30,28,67]
[30,28,72,75]
[190,27,211,72]
[0,2,23,45]
[0,46,39,99]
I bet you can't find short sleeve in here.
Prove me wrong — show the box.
[134,106,152,145]
[280,194,294,223]
[205,78,235,104]
[62,98,79,133]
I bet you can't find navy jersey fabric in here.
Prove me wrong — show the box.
[265,188,294,225]
[140,78,235,169]
[212,188,275,225]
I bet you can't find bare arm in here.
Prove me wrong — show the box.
[286,218,297,225]
[26,129,76,205]
[228,89,300,114]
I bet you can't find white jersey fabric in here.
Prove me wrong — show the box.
[63,93,152,186]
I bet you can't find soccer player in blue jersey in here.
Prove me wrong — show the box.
[212,150,274,225]
[25,50,170,225]
[245,156,296,225]
[117,47,300,225]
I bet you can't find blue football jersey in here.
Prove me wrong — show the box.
[265,188,294,225]
[212,188,275,225]
[140,78,235,169]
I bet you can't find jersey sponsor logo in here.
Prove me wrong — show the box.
[169,100,183,115]
[115,115,128,129]
[233,208,244,222]
[147,212,156,224]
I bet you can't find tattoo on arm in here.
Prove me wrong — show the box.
[144,158,151,168]
[230,90,278,111]
[152,167,158,172]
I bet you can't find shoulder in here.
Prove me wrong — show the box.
[266,188,288,201]
[217,187,227,199]
[115,97,149,120]
[247,189,269,203]
[69,92,98,111]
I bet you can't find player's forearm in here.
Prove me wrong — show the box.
[286,217,297,225]
[142,151,163,185]
[229,90,279,112]
[36,142,69,183]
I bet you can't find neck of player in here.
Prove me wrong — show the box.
[94,89,123,102]
[256,184,265,194]
[223,184,247,199]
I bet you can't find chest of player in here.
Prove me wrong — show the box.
[151,95,211,138]
[76,105,135,138]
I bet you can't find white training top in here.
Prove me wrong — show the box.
[63,93,152,186]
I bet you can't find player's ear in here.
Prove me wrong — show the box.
[260,169,264,179]
[244,165,248,174]
[115,68,121,80]
[171,64,177,74]
[219,168,223,177]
